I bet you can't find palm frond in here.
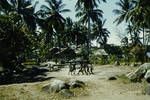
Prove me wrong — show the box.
[60,9,70,13]
[113,9,122,15]
[0,0,12,12]
[41,5,51,12]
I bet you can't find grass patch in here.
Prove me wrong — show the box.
[0,83,51,100]
[0,81,90,100]
[141,80,149,95]
[40,84,89,100]
[23,61,37,65]
[117,74,130,84]
[70,85,89,97]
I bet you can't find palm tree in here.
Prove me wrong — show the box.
[75,8,103,47]
[37,0,70,48]
[92,20,110,46]
[113,0,150,45]
[0,14,33,75]
[75,0,106,60]
[0,0,12,14]
[113,0,133,25]
[129,0,150,62]
[128,0,150,45]
[75,0,106,10]
[0,0,38,31]
[113,0,134,43]
[63,17,73,46]
[63,20,88,48]
[120,0,150,63]
[73,22,88,46]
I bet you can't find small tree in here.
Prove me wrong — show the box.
[130,44,145,64]
[0,15,33,74]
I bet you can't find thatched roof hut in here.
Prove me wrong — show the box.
[93,49,108,56]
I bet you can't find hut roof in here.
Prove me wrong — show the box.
[94,49,108,56]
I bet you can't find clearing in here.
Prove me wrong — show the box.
[0,65,149,100]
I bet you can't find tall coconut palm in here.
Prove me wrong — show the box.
[75,8,103,47]
[128,0,150,63]
[37,0,70,48]
[92,20,110,46]
[0,0,38,31]
[0,0,12,14]
[63,17,74,47]
[75,0,106,10]
[63,20,88,48]
[128,0,150,45]
[72,22,88,46]
[75,0,106,60]
[40,0,70,32]
[113,0,133,25]
[113,0,134,43]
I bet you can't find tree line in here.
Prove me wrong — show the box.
[0,0,109,74]
[0,0,150,75]
[113,0,150,64]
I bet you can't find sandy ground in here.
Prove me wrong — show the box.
[0,65,150,100]
[47,65,150,100]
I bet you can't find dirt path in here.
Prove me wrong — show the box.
[47,65,150,100]
[0,65,150,100]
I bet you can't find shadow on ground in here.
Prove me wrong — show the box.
[0,66,57,85]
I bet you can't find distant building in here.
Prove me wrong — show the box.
[146,52,150,58]
[93,49,108,56]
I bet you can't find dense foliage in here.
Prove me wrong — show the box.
[114,0,150,64]
[0,0,150,76]
[0,0,110,74]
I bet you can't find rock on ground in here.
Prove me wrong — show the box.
[42,79,69,93]
[68,80,85,89]
[144,69,150,83]
[126,63,150,82]
[108,76,117,80]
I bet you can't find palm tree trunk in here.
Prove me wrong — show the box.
[128,22,133,43]
[143,27,146,62]
[146,29,150,46]
[87,15,91,60]
[127,22,132,63]
[143,27,145,45]
[145,29,150,62]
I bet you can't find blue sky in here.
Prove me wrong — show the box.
[34,0,127,45]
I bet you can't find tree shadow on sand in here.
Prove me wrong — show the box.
[0,65,56,85]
